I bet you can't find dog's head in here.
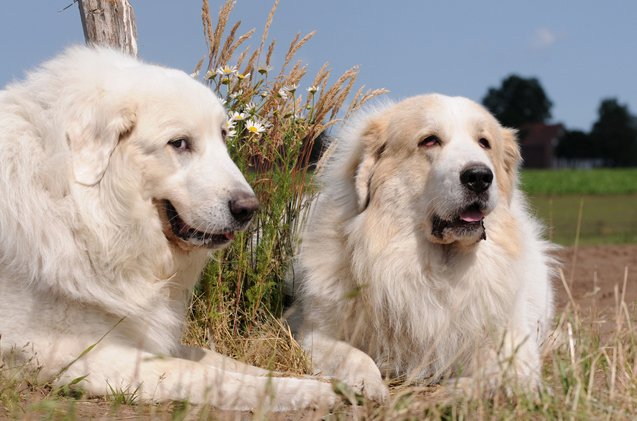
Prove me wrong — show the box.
[63,48,258,252]
[347,94,520,247]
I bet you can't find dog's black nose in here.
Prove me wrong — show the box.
[460,164,493,194]
[229,191,259,224]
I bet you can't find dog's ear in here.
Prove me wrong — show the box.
[502,127,521,176]
[499,127,522,201]
[66,103,136,186]
[354,119,386,212]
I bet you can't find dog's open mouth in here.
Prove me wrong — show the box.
[431,203,487,241]
[162,200,234,249]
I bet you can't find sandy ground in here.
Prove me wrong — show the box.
[555,244,637,312]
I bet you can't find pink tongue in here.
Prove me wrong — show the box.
[224,232,235,240]
[460,209,484,222]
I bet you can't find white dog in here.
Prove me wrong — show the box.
[0,47,335,411]
[289,94,555,400]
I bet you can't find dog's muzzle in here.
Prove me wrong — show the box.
[431,202,487,243]
[159,192,259,250]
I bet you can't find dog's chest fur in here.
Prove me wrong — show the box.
[339,212,518,380]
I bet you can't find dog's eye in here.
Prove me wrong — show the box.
[478,138,491,149]
[168,138,190,151]
[419,135,441,148]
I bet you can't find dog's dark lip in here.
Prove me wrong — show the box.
[163,200,234,249]
[431,202,487,240]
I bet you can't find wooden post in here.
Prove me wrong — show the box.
[78,0,138,57]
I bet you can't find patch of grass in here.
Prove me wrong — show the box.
[106,382,141,408]
[521,168,637,196]
[521,169,637,245]
[527,194,637,246]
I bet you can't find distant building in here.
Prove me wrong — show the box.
[519,123,564,168]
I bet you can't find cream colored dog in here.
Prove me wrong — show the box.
[0,47,335,411]
[289,94,555,400]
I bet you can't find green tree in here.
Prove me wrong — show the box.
[482,75,553,128]
[555,129,599,160]
[591,98,637,167]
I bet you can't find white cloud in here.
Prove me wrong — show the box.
[530,27,558,50]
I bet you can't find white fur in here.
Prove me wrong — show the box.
[0,46,334,411]
[290,94,555,400]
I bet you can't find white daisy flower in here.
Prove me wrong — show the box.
[259,91,270,98]
[216,65,237,76]
[229,90,244,100]
[229,111,246,122]
[245,119,266,135]
[286,84,298,94]
[307,85,319,94]
[245,102,258,113]
[236,72,251,80]
[277,88,288,100]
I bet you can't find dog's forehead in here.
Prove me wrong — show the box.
[133,70,227,129]
[388,94,501,140]
[425,96,494,127]
[160,71,224,113]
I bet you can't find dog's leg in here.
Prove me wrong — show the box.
[55,343,336,411]
[445,321,542,397]
[498,321,542,388]
[177,344,270,376]
[298,330,389,402]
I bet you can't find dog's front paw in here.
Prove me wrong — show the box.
[331,360,389,403]
[332,372,389,403]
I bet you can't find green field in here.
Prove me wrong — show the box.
[521,168,637,245]
[521,168,637,195]
[527,194,637,245]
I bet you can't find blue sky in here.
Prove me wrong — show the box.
[1,1,635,131]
